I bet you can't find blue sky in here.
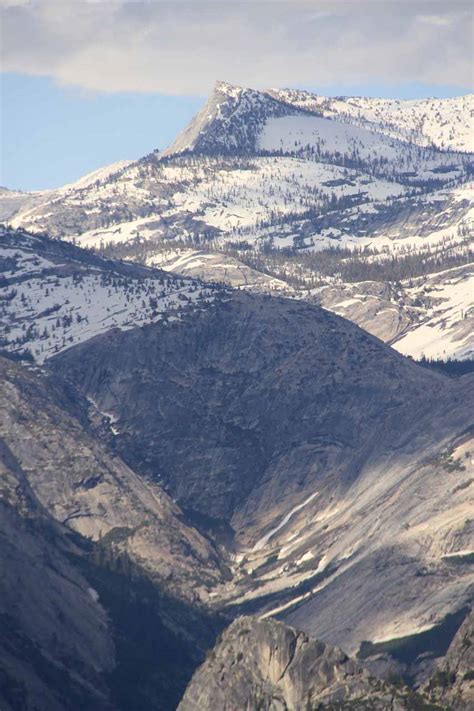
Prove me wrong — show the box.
[1,1,472,191]
[1,73,203,191]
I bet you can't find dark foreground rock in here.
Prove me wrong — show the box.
[178,616,443,710]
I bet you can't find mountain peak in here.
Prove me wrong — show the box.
[163,81,474,158]
[162,81,297,157]
[213,79,245,97]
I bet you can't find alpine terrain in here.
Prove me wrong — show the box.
[0,81,473,711]
[4,82,473,361]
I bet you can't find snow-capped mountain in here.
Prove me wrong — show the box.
[162,80,294,156]
[7,82,473,246]
[166,81,473,159]
[3,81,473,363]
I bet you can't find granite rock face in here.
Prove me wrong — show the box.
[0,421,114,710]
[0,356,222,598]
[50,290,474,660]
[0,356,224,710]
[427,608,474,710]
[1,228,472,707]
[178,616,434,710]
[50,289,466,525]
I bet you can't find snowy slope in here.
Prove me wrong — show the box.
[1,160,133,225]
[5,82,472,363]
[311,263,474,360]
[268,89,474,152]
[12,155,471,255]
[0,226,220,363]
[47,156,408,251]
[55,159,133,194]
[258,113,469,182]
[0,187,51,222]
[392,264,474,360]
[145,247,291,291]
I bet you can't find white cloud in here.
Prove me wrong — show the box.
[0,1,472,94]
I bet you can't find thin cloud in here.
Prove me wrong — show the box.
[1,1,472,94]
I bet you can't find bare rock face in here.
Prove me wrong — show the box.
[51,289,467,525]
[311,280,413,344]
[0,435,114,710]
[178,616,435,710]
[0,355,226,711]
[427,608,474,710]
[0,356,222,599]
[50,290,474,660]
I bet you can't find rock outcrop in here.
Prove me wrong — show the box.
[427,608,474,710]
[0,480,114,710]
[178,616,438,710]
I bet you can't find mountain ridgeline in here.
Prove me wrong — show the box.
[4,81,472,362]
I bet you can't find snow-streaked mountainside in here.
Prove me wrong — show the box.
[7,82,473,247]
[55,159,133,194]
[5,81,472,362]
[313,263,474,360]
[390,265,474,360]
[146,247,290,291]
[141,247,474,360]
[268,89,474,152]
[0,159,132,223]
[0,226,221,363]
[0,185,66,223]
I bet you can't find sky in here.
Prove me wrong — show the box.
[1,0,472,191]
